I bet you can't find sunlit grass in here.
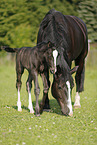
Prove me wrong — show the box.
[0,60,97,145]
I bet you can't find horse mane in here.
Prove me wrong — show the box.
[38,10,68,43]
[37,9,69,61]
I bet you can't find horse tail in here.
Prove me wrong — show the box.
[1,46,18,53]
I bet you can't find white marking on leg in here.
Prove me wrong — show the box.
[74,92,81,108]
[66,81,73,116]
[17,88,22,111]
[53,50,58,72]
[28,91,34,114]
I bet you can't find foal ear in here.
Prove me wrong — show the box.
[48,41,54,48]
[70,66,79,75]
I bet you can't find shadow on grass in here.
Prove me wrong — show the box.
[12,99,75,116]
[12,105,30,112]
[49,99,75,116]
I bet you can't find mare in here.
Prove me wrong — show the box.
[37,9,88,116]
[2,41,58,116]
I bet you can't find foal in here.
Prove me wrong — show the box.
[2,41,58,116]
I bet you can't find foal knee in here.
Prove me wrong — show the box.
[26,82,32,92]
[34,88,40,96]
[16,81,22,90]
[43,87,49,93]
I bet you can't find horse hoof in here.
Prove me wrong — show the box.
[74,104,81,109]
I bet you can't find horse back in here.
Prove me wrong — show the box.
[63,15,88,61]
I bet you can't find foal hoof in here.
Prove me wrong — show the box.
[30,109,34,114]
[36,113,40,117]
[18,108,22,112]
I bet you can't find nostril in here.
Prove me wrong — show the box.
[69,111,73,117]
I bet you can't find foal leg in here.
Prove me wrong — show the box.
[16,70,23,112]
[74,59,85,108]
[26,74,34,114]
[40,71,50,114]
[33,72,40,116]
[17,87,22,111]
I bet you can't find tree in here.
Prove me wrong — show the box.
[78,0,97,42]
[0,0,78,48]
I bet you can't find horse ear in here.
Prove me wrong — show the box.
[70,66,79,74]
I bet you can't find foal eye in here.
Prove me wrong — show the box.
[58,87,61,89]
[58,85,62,89]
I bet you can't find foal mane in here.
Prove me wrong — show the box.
[37,42,48,48]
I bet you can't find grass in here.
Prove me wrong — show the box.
[0,58,97,145]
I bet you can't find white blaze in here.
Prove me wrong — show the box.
[66,81,73,116]
[53,50,58,72]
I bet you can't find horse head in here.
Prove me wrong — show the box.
[51,62,78,116]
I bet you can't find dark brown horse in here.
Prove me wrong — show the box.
[2,41,58,116]
[37,9,88,116]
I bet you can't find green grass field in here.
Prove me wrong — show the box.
[0,58,97,145]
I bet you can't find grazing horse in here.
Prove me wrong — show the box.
[51,64,78,116]
[37,9,88,115]
[2,41,58,116]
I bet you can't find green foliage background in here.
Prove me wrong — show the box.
[78,0,97,42]
[0,0,97,49]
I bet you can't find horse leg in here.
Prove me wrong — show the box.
[33,72,40,116]
[74,59,85,108]
[26,74,34,114]
[43,69,50,111]
[40,72,50,114]
[74,92,81,108]
[16,66,24,112]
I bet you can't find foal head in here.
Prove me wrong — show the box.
[39,41,58,74]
